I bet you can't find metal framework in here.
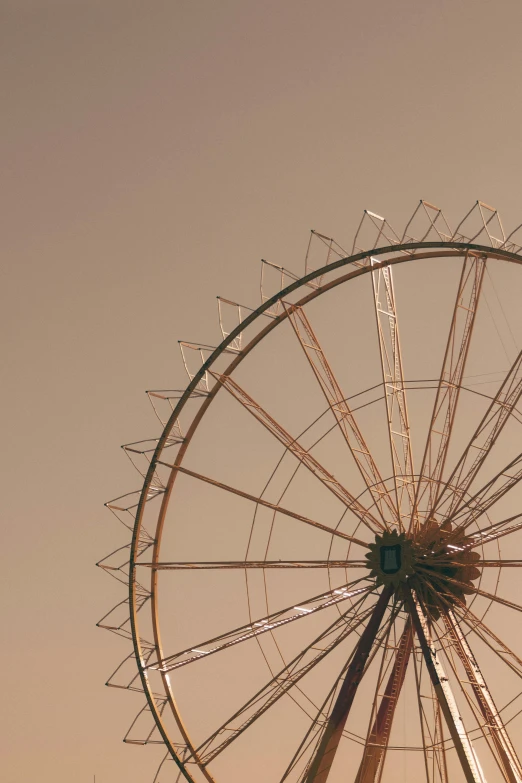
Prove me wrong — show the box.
[354,615,414,782]
[411,250,486,524]
[370,259,416,528]
[98,200,522,783]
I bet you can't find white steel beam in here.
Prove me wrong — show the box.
[406,589,487,783]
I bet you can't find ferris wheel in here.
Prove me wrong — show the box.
[98,200,522,783]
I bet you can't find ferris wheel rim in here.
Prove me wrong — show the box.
[126,240,522,783]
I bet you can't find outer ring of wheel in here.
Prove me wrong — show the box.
[129,241,522,782]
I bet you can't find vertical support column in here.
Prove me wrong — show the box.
[303,586,393,783]
[442,611,522,783]
[405,588,486,783]
[355,617,414,782]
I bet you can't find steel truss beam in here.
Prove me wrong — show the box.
[411,646,449,783]
[151,581,373,673]
[302,586,393,783]
[415,566,522,617]
[464,512,522,551]
[441,610,522,783]
[210,372,385,535]
[370,260,416,528]
[433,349,522,519]
[196,595,378,765]
[405,588,486,783]
[284,302,397,528]
[355,616,414,783]
[454,602,522,680]
[412,253,486,525]
[447,451,522,536]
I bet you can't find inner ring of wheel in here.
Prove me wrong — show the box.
[130,241,522,782]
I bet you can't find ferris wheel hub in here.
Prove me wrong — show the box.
[365,530,414,588]
[365,522,481,619]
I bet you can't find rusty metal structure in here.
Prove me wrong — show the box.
[98,201,522,782]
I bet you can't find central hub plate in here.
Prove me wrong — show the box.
[365,522,481,618]
[366,530,414,588]
[380,544,402,575]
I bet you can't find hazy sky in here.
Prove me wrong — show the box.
[3,1,522,782]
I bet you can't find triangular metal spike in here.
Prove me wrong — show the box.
[401,200,453,243]
[96,598,134,642]
[152,751,171,783]
[96,545,132,587]
[477,201,506,247]
[217,297,245,351]
[217,295,279,351]
[260,258,312,315]
[352,209,401,255]
[153,748,193,782]
[106,648,155,694]
[500,221,522,254]
[152,752,170,783]
[97,540,153,586]
[122,437,182,487]
[105,489,163,534]
[123,435,184,459]
[179,340,241,393]
[146,389,207,428]
[179,342,214,393]
[452,200,506,248]
[96,586,151,641]
[124,698,169,746]
[304,230,350,286]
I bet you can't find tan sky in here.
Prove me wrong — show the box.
[3,1,522,782]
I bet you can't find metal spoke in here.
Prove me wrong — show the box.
[406,587,486,783]
[431,616,504,777]
[454,602,522,680]
[279,600,400,783]
[474,560,522,567]
[414,557,518,572]
[412,252,486,526]
[284,302,397,527]
[137,560,367,570]
[149,580,373,673]
[210,372,386,534]
[463,585,522,615]
[433,350,522,518]
[411,639,449,783]
[354,616,414,783]
[195,594,379,765]
[302,585,393,783]
[447,451,522,535]
[370,260,416,528]
[441,610,522,783]
[157,462,369,548]
[414,567,522,615]
[464,512,522,550]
